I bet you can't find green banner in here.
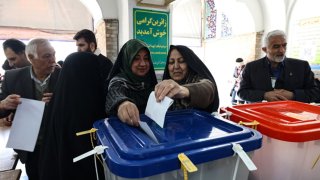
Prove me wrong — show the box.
[133,8,169,70]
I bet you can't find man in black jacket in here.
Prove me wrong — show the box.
[73,29,113,83]
[238,30,320,103]
[2,39,31,70]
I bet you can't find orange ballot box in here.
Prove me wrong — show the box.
[220,101,320,180]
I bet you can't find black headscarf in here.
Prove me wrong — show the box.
[162,45,219,112]
[105,39,158,114]
[39,52,106,180]
[108,39,157,83]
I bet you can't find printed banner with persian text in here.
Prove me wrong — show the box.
[133,8,169,70]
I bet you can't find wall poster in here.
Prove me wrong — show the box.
[133,8,169,70]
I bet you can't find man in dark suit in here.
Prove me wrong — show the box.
[1,39,32,126]
[73,29,113,84]
[0,38,60,180]
[238,30,320,103]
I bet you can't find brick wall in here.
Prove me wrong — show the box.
[96,19,119,63]
[96,21,107,57]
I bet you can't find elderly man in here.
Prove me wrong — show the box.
[0,38,60,180]
[73,29,113,83]
[238,30,320,103]
[2,38,31,69]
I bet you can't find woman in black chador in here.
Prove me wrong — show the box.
[39,52,106,180]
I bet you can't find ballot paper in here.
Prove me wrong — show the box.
[139,121,159,143]
[145,91,173,128]
[6,98,45,152]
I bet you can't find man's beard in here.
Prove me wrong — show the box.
[85,48,92,53]
[273,55,285,63]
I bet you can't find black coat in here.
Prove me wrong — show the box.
[238,57,320,103]
[97,54,113,86]
[39,52,106,180]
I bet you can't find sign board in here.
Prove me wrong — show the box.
[133,8,169,70]
[289,16,320,65]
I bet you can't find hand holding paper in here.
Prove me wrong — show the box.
[145,91,173,128]
[6,98,45,152]
[139,121,159,143]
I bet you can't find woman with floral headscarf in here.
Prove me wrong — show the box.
[155,45,219,112]
[105,39,157,126]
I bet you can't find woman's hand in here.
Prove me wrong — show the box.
[154,79,189,102]
[117,101,140,126]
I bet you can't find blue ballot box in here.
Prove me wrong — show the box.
[93,109,262,180]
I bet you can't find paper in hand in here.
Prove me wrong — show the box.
[6,98,45,152]
[139,121,159,143]
[145,91,173,128]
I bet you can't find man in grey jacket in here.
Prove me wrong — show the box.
[0,38,60,180]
